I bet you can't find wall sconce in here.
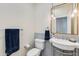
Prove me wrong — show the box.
[51,14,56,19]
[71,3,77,18]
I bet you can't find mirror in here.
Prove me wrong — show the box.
[50,3,78,35]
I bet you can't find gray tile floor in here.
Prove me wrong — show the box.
[42,40,53,56]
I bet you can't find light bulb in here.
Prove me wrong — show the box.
[53,16,56,19]
[51,14,54,18]
[73,8,77,14]
[51,14,56,19]
[71,13,74,18]
[71,8,77,18]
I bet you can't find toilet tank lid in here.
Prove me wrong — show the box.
[35,39,45,42]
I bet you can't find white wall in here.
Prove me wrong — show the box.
[0,3,35,56]
[0,3,59,56]
[34,4,51,33]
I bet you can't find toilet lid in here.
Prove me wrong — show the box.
[27,48,41,56]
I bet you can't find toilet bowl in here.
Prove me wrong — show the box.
[27,39,45,56]
[27,48,41,56]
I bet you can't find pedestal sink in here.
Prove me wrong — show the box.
[49,38,79,55]
[49,37,79,50]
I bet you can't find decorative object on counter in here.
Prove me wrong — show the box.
[69,38,77,42]
[45,27,50,40]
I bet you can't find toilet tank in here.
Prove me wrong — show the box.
[35,39,45,50]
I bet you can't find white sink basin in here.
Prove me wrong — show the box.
[50,38,79,50]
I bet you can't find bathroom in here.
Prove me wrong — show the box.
[0,3,79,56]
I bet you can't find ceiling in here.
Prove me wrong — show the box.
[52,3,63,7]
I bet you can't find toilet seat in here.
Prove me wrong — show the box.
[27,48,41,56]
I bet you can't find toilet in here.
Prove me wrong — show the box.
[27,39,45,56]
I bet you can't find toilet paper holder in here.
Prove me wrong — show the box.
[24,44,31,49]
